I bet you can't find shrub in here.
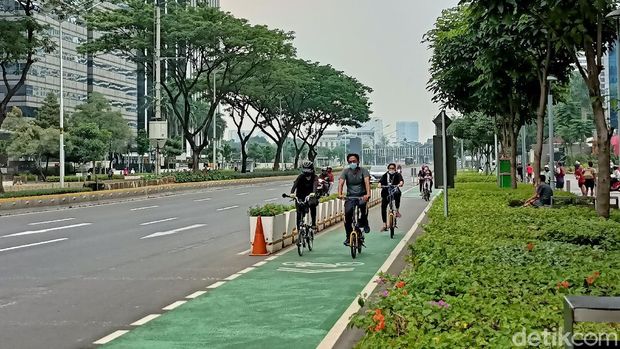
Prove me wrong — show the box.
[248,203,294,216]
[455,172,496,183]
[320,193,339,203]
[0,187,92,199]
[350,182,620,347]
[45,174,124,182]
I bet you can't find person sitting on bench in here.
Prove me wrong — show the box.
[524,174,553,208]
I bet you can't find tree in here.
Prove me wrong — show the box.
[66,122,111,172]
[82,2,294,171]
[69,93,131,154]
[36,93,60,129]
[449,112,496,171]
[2,105,60,180]
[163,136,183,168]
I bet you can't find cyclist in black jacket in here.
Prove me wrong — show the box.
[379,163,404,231]
[290,161,319,230]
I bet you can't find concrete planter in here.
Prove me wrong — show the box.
[249,213,287,254]
[283,210,297,247]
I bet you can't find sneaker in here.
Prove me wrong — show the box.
[380,226,388,232]
[343,239,350,246]
[364,226,370,234]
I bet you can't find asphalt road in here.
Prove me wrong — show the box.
[0,170,420,349]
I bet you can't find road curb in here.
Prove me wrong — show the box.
[316,189,439,349]
[0,175,297,212]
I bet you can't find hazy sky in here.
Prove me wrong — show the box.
[221,0,458,141]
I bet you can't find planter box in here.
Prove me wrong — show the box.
[325,200,334,226]
[283,210,297,247]
[249,213,287,254]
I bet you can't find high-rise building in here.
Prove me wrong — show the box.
[576,52,611,124]
[396,121,419,143]
[0,1,138,130]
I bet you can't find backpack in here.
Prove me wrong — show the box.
[583,167,594,179]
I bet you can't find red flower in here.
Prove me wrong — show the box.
[593,271,601,278]
[374,320,385,332]
[526,242,535,251]
[586,276,595,286]
[395,281,406,289]
[557,280,570,289]
[372,309,386,332]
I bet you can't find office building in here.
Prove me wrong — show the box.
[396,121,419,143]
[0,1,138,131]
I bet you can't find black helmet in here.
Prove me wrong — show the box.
[301,161,314,174]
[321,167,328,173]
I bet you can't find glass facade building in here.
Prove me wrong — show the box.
[0,1,138,132]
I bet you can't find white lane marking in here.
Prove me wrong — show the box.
[237,267,255,274]
[253,261,267,267]
[236,192,249,196]
[264,198,278,202]
[139,217,178,226]
[28,218,75,226]
[224,274,241,281]
[206,281,226,289]
[93,330,129,345]
[265,256,278,261]
[317,191,438,349]
[130,314,160,326]
[216,205,239,212]
[266,188,276,191]
[237,248,251,255]
[280,184,289,187]
[0,238,68,253]
[185,291,207,299]
[162,300,187,311]
[140,224,205,239]
[2,223,92,238]
[194,198,212,202]
[130,205,159,211]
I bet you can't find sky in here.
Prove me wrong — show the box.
[221,0,459,142]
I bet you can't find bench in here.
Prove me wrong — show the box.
[563,296,620,348]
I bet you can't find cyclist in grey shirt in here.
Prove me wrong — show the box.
[338,153,371,246]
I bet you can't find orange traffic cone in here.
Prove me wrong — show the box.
[250,216,269,256]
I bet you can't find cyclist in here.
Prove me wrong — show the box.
[422,166,433,194]
[290,161,319,231]
[317,167,332,197]
[380,163,404,231]
[338,153,371,246]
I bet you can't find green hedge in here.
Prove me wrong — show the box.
[144,170,300,183]
[455,172,496,183]
[0,187,92,199]
[320,193,339,203]
[45,174,125,182]
[248,203,294,217]
[351,183,620,347]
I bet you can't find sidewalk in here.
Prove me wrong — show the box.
[97,190,431,349]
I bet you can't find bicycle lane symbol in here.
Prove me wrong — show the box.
[276,261,365,274]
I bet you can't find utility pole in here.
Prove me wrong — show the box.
[59,18,65,187]
[154,0,162,175]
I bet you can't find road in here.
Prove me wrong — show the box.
[0,179,300,349]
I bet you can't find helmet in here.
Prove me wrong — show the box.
[321,167,328,174]
[327,166,332,171]
[301,161,314,174]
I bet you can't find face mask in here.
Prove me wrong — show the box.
[349,163,358,170]
[389,170,396,174]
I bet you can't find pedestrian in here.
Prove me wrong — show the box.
[574,161,587,196]
[517,162,524,182]
[526,163,533,183]
[107,167,114,180]
[554,161,565,190]
[583,161,597,197]
[130,168,135,175]
[543,165,551,185]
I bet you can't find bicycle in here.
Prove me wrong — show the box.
[343,196,365,259]
[422,177,432,202]
[382,185,399,239]
[282,193,315,256]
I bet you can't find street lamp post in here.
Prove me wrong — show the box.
[547,75,558,188]
[607,8,620,166]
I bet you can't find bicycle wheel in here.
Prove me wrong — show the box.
[297,228,305,256]
[389,212,395,239]
[350,231,357,259]
[357,230,363,254]
[307,227,314,251]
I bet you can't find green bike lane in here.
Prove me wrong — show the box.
[101,193,430,349]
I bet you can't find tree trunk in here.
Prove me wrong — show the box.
[510,124,518,189]
[534,85,547,186]
[272,141,284,171]
[593,101,611,218]
[240,141,249,173]
[45,155,50,179]
[308,146,317,162]
[0,171,4,194]
[192,149,200,172]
